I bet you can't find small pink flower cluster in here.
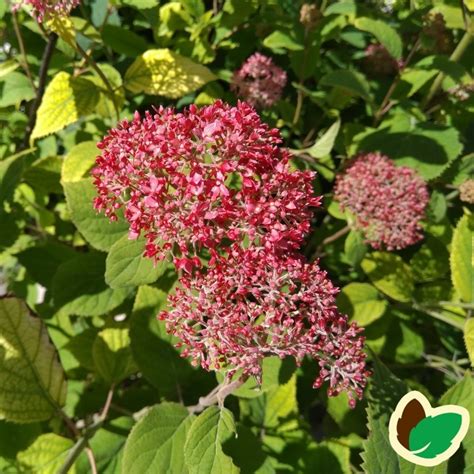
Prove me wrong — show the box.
[160,247,369,405]
[363,44,400,76]
[335,153,429,250]
[93,101,318,267]
[93,101,369,405]
[12,0,80,22]
[231,53,287,108]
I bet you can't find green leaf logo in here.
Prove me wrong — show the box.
[389,391,470,467]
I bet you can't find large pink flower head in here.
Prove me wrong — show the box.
[93,100,320,269]
[11,0,80,22]
[231,53,287,108]
[334,153,429,250]
[160,246,369,406]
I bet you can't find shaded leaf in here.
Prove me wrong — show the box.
[0,298,67,423]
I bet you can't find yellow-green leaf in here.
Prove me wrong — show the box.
[0,298,67,423]
[17,433,75,474]
[464,319,474,367]
[124,48,216,98]
[361,252,414,302]
[264,374,297,428]
[92,323,135,383]
[61,141,98,183]
[450,214,474,303]
[45,15,75,45]
[31,72,100,141]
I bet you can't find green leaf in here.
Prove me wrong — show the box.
[17,434,76,474]
[105,235,169,289]
[464,319,474,367]
[303,120,341,159]
[0,421,41,460]
[102,25,148,57]
[354,17,403,59]
[124,49,216,98]
[263,30,304,52]
[319,70,372,102]
[450,214,473,303]
[409,413,463,459]
[410,236,449,283]
[263,374,297,428]
[63,178,128,251]
[52,252,131,317]
[361,252,414,302]
[353,123,463,181]
[0,59,19,78]
[440,374,474,471]
[31,72,100,140]
[23,156,63,195]
[17,240,77,287]
[184,406,239,474]
[344,230,367,267]
[0,152,24,203]
[120,0,159,8]
[61,141,98,183]
[0,298,67,423]
[337,282,387,326]
[122,403,194,474]
[76,417,134,474]
[0,72,35,107]
[130,284,195,396]
[92,323,135,383]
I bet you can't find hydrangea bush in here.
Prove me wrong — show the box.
[0,1,473,473]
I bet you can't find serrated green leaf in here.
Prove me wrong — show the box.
[409,413,463,458]
[440,374,474,471]
[464,319,474,367]
[354,17,403,59]
[92,323,135,383]
[122,403,194,474]
[105,235,169,289]
[0,59,19,78]
[410,236,449,283]
[63,178,128,251]
[450,214,473,303]
[361,357,440,473]
[0,298,67,423]
[61,141,98,183]
[52,252,130,317]
[337,282,387,326]
[0,420,41,460]
[185,406,239,474]
[124,49,216,98]
[17,433,75,474]
[361,252,414,302]
[31,72,100,140]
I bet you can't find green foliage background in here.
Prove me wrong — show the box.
[0,0,473,472]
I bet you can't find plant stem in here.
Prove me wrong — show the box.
[188,378,245,414]
[11,12,36,92]
[21,33,58,150]
[85,447,98,474]
[73,40,120,121]
[373,38,420,126]
[422,30,474,110]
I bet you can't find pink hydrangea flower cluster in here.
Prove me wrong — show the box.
[93,100,369,405]
[231,53,287,108]
[160,247,369,406]
[12,0,80,22]
[93,100,319,269]
[363,44,400,76]
[335,153,429,250]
